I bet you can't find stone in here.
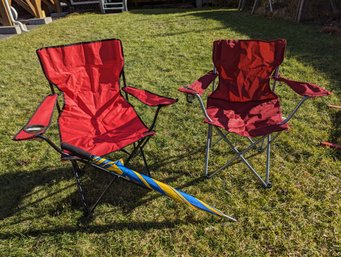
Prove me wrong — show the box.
[0,25,21,34]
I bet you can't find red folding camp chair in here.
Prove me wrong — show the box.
[179,39,331,188]
[13,39,177,215]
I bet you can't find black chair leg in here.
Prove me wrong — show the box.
[140,147,150,176]
[71,160,90,215]
[88,176,118,214]
[71,139,152,216]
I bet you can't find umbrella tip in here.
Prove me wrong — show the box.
[221,213,237,222]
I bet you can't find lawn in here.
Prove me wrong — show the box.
[0,8,340,256]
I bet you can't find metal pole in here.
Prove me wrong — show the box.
[241,0,246,11]
[204,125,212,177]
[280,96,308,125]
[297,0,305,23]
[210,128,268,187]
[89,177,117,213]
[251,0,259,14]
[265,134,271,186]
[238,0,242,10]
[140,147,150,176]
[272,67,279,91]
[123,0,128,11]
[268,0,273,12]
[212,67,217,91]
[71,160,89,214]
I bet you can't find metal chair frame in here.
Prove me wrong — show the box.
[188,67,308,188]
[37,68,165,216]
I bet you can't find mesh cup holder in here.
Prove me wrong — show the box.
[24,125,45,134]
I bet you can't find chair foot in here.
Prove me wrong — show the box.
[77,165,86,177]
[84,209,93,218]
[77,210,94,226]
[263,182,272,189]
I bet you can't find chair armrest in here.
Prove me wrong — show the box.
[122,86,177,107]
[178,70,218,96]
[274,76,332,98]
[13,94,58,141]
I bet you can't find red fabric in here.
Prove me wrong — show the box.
[211,39,286,102]
[36,39,154,156]
[178,71,217,95]
[123,86,177,106]
[14,94,58,140]
[206,98,288,137]
[205,39,289,137]
[321,141,341,150]
[177,39,289,137]
[274,76,332,97]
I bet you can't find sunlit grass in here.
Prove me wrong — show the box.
[0,8,340,256]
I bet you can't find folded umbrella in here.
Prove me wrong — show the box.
[62,143,236,221]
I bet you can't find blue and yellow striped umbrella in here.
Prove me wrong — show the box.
[91,155,236,221]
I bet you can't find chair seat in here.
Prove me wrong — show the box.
[205,96,289,137]
[59,95,154,156]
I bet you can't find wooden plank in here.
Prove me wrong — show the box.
[42,0,54,10]
[14,0,37,16]
[0,0,14,26]
[31,0,44,18]
[12,0,45,18]
[53,0,61,14]
[42,0,61,14]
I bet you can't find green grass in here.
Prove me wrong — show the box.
[0,8,340,256]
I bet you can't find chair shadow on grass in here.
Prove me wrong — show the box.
[0,218,203,240]
[0,164,163,221]
[0,146,210,237]
[0,132,282,239]
[0,167,71,221]
[0,140,261,239]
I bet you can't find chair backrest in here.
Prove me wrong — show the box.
[211,39,286,102]
[37,39,125,115]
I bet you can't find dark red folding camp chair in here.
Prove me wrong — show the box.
[14,39,177,215]
[179,39,331,188]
